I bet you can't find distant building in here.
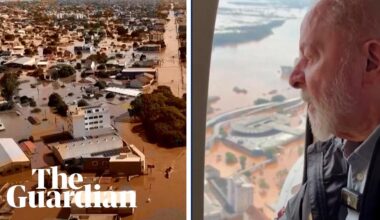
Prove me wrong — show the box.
[12,45,25,56]
[74,45,94,54]
[104,87,142,97]
[0,51,11,57]
[67,104,112,138]
[109,144,145,176]
[117,67,156,80]
[205,168,224,220]
[129,73,154,89]
[0,138,30,176]
[135,44,161,52]
[148,31,164,42]
[19,141,36,157]
[226,175,254,213]
[5,57,35,68]
[205,165,253,215]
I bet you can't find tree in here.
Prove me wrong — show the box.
[219,127,227,138]
[128,86,186,147]
[239,156,247,170]
[0,73,19,101]
[264,146,278,159]
[97,64,106,70]
[43,46,56,56]
[24,48,34,56]
[140,54,147,61]
[117,26,128,36]
[50,65,75,80]
[225,152,238,165]
[56,101,68,116]
[258,178,270,189]
[75,63,82,70]
[105,92,115,99]
[77,99,89,107]
[48,93,63,107]
[94,80,107,90]
[271,95,286,102]
[254,98,270,105]
[87,53,108,64]
[20,96,29,104]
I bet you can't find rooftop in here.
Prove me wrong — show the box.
[105,87,141,97]
[121,67,156,73]
[0,138,29,168]
[52,134,124,161]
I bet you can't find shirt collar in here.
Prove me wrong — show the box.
[343,125,380,172]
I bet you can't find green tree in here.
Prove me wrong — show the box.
[258,178,270,189]
[0,73,19,101]
[225,152,238,165]
[24,48,34,56]
[254,98,270,105]
[77,99,89,107]
[94,80,107,90]
[75,63,82,70]
[50,65,75,80]
[105,92,115,99]
[271,94,286,102]
[128,86,186,147]
[48,93,63,107]
[56,102,68,116]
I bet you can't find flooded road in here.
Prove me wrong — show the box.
[157,6,186,97]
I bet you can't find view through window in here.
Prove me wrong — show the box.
[204,0,312,219]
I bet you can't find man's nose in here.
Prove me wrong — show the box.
[289,66,305,89]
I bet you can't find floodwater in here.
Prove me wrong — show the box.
[0,71,131,142]
[157,7,186,97]
[208,2,308,113]
[115,122,186,220]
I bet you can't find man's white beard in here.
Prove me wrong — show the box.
[308,102,335,141]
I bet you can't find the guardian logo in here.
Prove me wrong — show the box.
[6,166,137,208]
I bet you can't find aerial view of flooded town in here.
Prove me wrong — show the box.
[0,0,186,219]
[204,0,311,219]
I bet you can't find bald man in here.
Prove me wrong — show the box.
[279,0,380,219]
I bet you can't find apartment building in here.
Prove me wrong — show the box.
[68,104,112,138]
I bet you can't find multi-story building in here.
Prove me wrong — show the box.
[226,175,254,213]
[67,104,112,138]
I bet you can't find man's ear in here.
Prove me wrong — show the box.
[363,40,380,85]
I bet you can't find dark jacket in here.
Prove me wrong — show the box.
[281,137,380,220]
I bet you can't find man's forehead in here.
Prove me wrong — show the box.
[299,3,329,50]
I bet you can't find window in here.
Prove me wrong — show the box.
[204,1,310,219]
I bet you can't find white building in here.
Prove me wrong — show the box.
[0,138,30,175]
[12,45,25,56]
[67,104,112,138]
[226,175,254,213]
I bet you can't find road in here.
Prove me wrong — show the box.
[157,5,186,97]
